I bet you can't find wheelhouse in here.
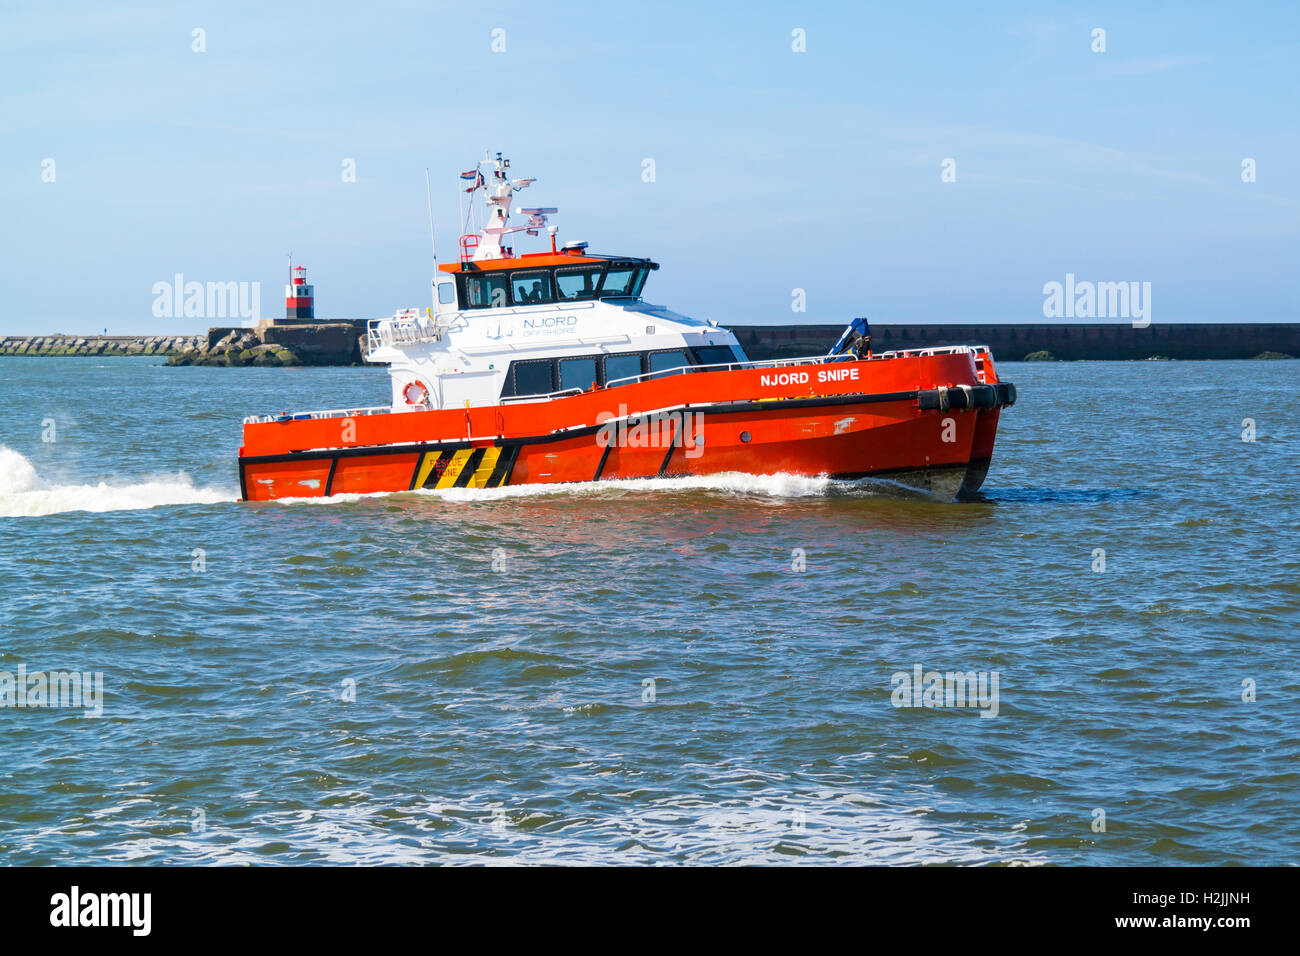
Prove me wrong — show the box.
[442,254,660,311]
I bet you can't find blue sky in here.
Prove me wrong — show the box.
[2,0,1297,334]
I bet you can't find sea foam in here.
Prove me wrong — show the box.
[0,446,234,518]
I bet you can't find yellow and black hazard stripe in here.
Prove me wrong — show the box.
[409,445,519,490]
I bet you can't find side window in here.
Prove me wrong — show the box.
[558,357,598,393]
[603,352,643,386]
[513,360,554,397]
[465,273,508,309]
[511,271,553,305]
[601,268,635,297]
[437,281,457,305]
[555,267,603,300]
[648,350,690,379]
[694,346,736,368]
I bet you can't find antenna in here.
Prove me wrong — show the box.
[424,168,438,266]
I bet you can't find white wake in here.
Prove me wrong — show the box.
[0,446,235,518]
[270,471,860,506]
[425,471,843,502]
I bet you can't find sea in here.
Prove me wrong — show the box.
[0,356,1296,865]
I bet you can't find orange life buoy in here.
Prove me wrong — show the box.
[403,380,429,405]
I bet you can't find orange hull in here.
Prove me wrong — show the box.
[238,352,1015,502]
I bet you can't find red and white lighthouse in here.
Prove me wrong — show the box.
[285,264,315,320]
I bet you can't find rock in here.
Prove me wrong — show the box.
[1252,351,1293,360]
[1024,350,1056,362]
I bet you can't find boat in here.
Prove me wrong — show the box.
[238,153,1016,502]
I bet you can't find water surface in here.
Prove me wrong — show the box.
[0,357,1296,864]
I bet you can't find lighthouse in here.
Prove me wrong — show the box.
[285,264,315,320]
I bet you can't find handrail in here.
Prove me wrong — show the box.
[500,387,584,404]
[243,404,401,425]
[367,300,630,354]
[367,313,447,351]
[247,343,994,423]
[500,345,990,402]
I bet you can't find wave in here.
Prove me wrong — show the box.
[268,471,859,507]
[426,471,847,502]
[0,446,235,518]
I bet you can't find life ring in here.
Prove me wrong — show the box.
[403,380,429,406]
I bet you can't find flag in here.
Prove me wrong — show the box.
[464,170,485,193]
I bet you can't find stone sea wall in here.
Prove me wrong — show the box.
[0,322,367,366]
[169,321,367,367]
[4,322,1294,365]
[732,323,1299,361]
[0,334,203,357]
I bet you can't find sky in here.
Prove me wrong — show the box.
[1,0,1297,335]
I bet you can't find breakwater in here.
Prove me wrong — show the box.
[731,323,1298,361]
[170,320,368,366]
[0,321,368,366]
[3,322,1294,364]
[0,334,203,357]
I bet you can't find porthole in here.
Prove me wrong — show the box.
[740,431,752,443]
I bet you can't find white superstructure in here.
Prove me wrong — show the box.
[365,153,747,412]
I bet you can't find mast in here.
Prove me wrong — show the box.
[424,167,438,267]
[467,152,544,260]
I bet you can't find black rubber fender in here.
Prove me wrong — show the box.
[996,382,1018,407]
[918,384,999,411]
[917,388,947,411]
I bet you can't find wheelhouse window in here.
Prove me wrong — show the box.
[601,267,636,297]
[627,268,649,298]
[513,360,554,397]
[464,273,508,309]
[603,352,643,386]
[555,266,602,300]
[648,350,691,379]
[511,271,553,306]
[558,357,598,393]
